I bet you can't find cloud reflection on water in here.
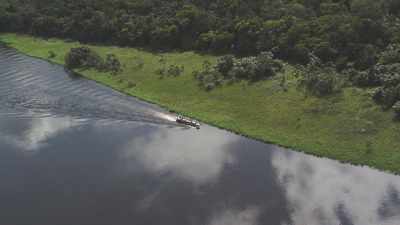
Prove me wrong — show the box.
[271,147,400,225]
[122,126,237,185]
[0,116,79,152]
[208,206,260,225]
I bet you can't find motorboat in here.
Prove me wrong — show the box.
[176,115,200,129]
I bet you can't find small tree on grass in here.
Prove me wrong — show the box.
[65,47,123,75]
[167,64,184,77]
[215,55,234,77]
[193,52,283,90]
[393,101,400,119]
[65,47,103,69]
[193,60,223,91]
[103,54,122,75]
[48,50,56,59]
[296,54,342,97]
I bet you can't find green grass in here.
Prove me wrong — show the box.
[1,33,400,173]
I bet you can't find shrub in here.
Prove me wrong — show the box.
[155,56,167,77]
[197,31,234,53]
[254,52,284,80]
[103,54,122,75]
[48,50,56,59]
[350,70,382,87]
[229,52,283,82]
[393,101,400,119]
[379,44,400,65]
[378,64,400,86]
[229,56,258,80]
[373,85,400,109]
[65,47,123,75]
[65,47,103,69]
[193,52,283,90]
[193,61,223,91]
[126,81,136,89]
[215,55,234,77]
[297,55,342,96]
[167,64,184,77]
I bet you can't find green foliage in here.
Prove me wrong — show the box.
[7,33,400,173]
[167,64,184,77]
[215,55,235,76]
[3,0,400,119]
[103,54,122,75]
[65,47,122,75]
[297,55,342,96]
[194,52,283,90]
[193,60,223,91]
[393,101,400,119]
[379,44,400,65]
[0,0,397,70]
[197,31,234,53]
[48,50,56,59]
[65,47,103,69]
[155,55,184,78]
[373,85,400,109]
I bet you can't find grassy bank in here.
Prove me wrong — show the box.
[1,33,400,173]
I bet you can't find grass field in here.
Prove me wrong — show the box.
[1,33,400,173]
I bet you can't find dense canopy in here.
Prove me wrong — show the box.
[1,0,400,116]
[0,0,399,65]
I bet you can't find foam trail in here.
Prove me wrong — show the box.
[0,46,179,127]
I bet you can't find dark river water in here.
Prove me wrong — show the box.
[0,46,400,225]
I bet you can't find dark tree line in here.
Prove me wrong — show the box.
[1,0,400,117]
[1,0,399,65]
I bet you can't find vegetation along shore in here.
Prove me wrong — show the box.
[1,0,400,174]
[1,33,400,173]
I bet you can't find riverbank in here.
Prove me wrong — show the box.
[1,33,400,173]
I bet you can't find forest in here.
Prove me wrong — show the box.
[1,0,400,117]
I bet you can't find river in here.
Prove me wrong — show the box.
[0,46,399,225]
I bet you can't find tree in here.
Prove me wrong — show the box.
[234,18,262,55]
[297,55,342,96]
[65,47,103,70]
[393,101,400,119]
[197,31,234,53]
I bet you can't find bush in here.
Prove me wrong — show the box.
[350,70,382,87]
[65,47,123,75]
[254,52,284,79]
[193,61,223,91]
[229,52,284,82]
[378,64,400,86]
[379,44,400,65]
[369,62,400,111]
[167,64,184,77]
[373,85,400,109]
[215,55,235,76]
[393,101,400,119]
[229,57,258,80]
[297,55,342,96]
[48,50,56,59]
[197,31,234,53]
[103,54,122,75]
[193,52,283,90]
[65,47,103,69]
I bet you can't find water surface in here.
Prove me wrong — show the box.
[0,47,400,225]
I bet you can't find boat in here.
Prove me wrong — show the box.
[176,115,200,129]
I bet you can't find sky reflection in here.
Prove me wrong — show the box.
[0,116,79,152]
[208,206,260,225]
[121,126,237,185]
[271,147,400,225]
